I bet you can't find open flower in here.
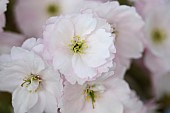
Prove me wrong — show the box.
[14,0,61,38]
[43,13,116,84]
[144,5,170,58]
[0,45,63,113]
[60,0,144,78]
[143,5,170,75]
[61,74,146,113]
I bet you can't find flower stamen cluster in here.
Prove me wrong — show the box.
[84,84,96,109]
[21,73,42,92]
[68,36,88,54]
[83,84,105,109]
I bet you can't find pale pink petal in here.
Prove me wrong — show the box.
[12,87,38,113]
[82,29,114,67]
[72,54,96,79]
[73,14,97,37]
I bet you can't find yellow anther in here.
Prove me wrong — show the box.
[68,35,88,54]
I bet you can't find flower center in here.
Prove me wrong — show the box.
[46,3,60,16]
[21,74,42,92]
[83,84,105,109]
[151,28,166,44]
[68,36,88,54]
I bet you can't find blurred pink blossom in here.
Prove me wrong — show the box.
[0,32,26,54]
[14,0,60,38]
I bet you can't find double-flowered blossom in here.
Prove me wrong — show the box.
[14,0,61,38]
[43,13,116,84]
[0,38,63,113]
[61,73,146,113]
[60,0,145,78]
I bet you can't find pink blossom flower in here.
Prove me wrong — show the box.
[43,13,116,84]
[60,0,145,78]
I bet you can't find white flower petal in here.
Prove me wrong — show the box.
[44,17,74,51]
[72,54,96,78]
[22,38,37,50]
[53,49,72,73]
[73,14,97,37]
[0,70,23,92]
[28,92,46,113]
[82,29,114,67]
[44,92,58,113]
[12,87,38,113]
[82,93,124,113]
[41,68,63,106]
[11,47,45,74]
[61,82,85,113]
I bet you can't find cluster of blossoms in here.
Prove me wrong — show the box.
[0,0,170,113]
